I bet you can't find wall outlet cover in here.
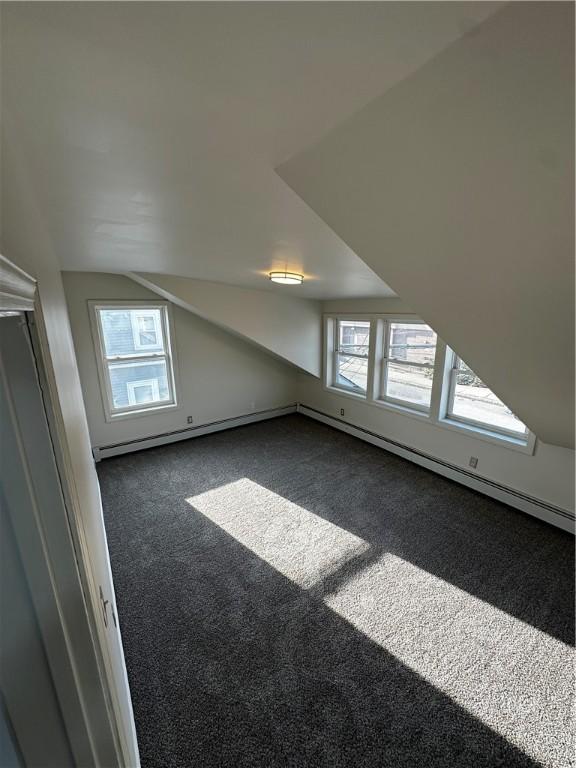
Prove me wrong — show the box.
[340,408,345,416]
[187,416,194,424]
[469,456,478,468]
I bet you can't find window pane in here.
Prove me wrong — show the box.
[388,323,437,366]
[336,354,368,394]
[108,360,170,409]
[451,360,527,434]
[136,316,158,347]
[338,320,370,357]
[99,309,164,356]
[385,362,433,409]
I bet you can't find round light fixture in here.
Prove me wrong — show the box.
[269,271,304,285]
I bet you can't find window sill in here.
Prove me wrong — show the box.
[106,402,180,423]
[323,383,536,455]
[324,384,367,402]
[438,417,536,455]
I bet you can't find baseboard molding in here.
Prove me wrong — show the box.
[93,405,297,460]
[297,404,575,534]
[93,401,574,533]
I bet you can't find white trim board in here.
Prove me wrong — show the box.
[93,400,573,533]
[93,405,297,460]
[297,404,575,534]
[0,253,36,311]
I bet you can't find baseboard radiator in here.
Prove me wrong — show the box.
[92,401,573,533]
[93,404,297,460]
[297,404,575,534]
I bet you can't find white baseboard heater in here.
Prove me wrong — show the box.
[297,403,575,534]
[92,401,573,533]
[93,404,297,461]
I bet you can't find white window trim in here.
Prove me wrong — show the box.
[323,313,536,455]
[438,414,537,453]
[375,317,437,414]
[325,315,373,398]
[130,310,163,351]
[126,377,160,407]
[439,348,534,450]
[89,300,180,422]
[443,349,528,438]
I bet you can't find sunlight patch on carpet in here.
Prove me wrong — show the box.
[187,478,369,588]
[324,552,573,767]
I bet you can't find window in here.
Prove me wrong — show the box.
[127,377,160,406]
[91,303,177,419]
[445,352,527,437]
[324,313,533,452]
[131,311,162,351]
[333,319,370,395]
[380,322,437,411]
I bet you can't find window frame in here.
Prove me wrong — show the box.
[130,310,163,352]
[328,316,372,398]
[323,313,536,454]
[377,319,437,414]
[89,300,179,421]
[126,377,161,407]
[443,349,530,440]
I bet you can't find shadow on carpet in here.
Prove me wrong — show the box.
[98,415,574,768]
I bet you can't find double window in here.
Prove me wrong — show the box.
[326,315,531,449]
[91,303,177,419]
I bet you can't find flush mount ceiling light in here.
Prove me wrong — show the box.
[269,271,304,285]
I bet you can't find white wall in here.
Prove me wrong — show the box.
[279,2,575,448]
[1,118,137,766]
[62,272,298,449]
[323,297,413,315]
[298,299,575,516]
[130,272,322,377]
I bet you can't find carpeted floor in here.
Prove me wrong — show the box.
[98,414,574,768]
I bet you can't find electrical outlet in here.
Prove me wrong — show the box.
[340,408,345,416]
[187,416,194,424]
[469,456,478,468]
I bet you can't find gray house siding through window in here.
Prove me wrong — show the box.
[98,309,170,408]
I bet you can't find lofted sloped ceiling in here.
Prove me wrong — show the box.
[129,273,322,376]
[1,1,501,300]
[278,2,575,449]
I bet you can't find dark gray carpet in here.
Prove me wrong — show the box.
[98,414,574,768]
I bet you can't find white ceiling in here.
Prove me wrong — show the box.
[1,2,501,299]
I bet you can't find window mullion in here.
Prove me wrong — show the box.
[366,317,377,401]
[446,369,457,417]
[380,320,391,401]
[446,349,459,417]
[428,339,448,422]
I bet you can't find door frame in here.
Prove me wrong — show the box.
[0,255,139,766]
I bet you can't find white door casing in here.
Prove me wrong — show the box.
[0,254,140,766]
